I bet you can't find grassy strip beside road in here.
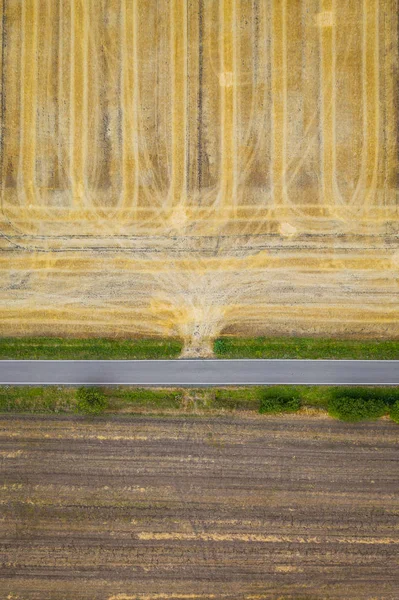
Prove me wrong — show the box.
[0,387,183,414]
[2,336,398,360]
[214,337,399,359]
[0,385,398,423]
[0,337,183,360]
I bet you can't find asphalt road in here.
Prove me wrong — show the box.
[0,359,398,385]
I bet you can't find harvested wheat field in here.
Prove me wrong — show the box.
[0,414,398,599]
[0,1,399,353]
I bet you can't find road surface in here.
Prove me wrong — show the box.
[0,359,398,385]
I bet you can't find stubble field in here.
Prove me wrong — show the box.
[0,414,398,599]
[0,1,399,353]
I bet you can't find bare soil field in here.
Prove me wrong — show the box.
[0,414,398,599]
[1,1,399,353]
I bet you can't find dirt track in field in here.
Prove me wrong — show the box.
[0,415,398,599]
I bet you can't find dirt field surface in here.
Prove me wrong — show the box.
[1,1,399,352]
[0,415,398,600]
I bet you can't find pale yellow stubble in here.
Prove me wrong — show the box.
[219,0,238,212]
[271,0,287,209]
[70,0,88,208]
[361,0,379,211]
[169,0,188,209]
[0,0,3,200]
[382,0,398,206]
[121,0,139,213]
[331,0,380,214]
[319,0,335,212]
[56,0,72,195]
[19,0,38,206]
[105,0,123,207]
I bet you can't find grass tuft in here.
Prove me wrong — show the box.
[327,395,387,422]
[75,387,107,415]
[259,393,301,414]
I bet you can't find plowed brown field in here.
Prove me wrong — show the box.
[0,415,398,599]
[0,1,399,352]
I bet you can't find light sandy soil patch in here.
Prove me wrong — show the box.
[0,1,398,351]
[0,415,398,599]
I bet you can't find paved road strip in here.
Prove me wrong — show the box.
[0,359,398,386]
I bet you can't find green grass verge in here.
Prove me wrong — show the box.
[108,388,183,410]
[0,385,398,423]
[0,337,183,359]
[0,386,77,413]
[214,337,399,359]
[327,395,387,422]
[0,387,184,414]
[259,389,301,414]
